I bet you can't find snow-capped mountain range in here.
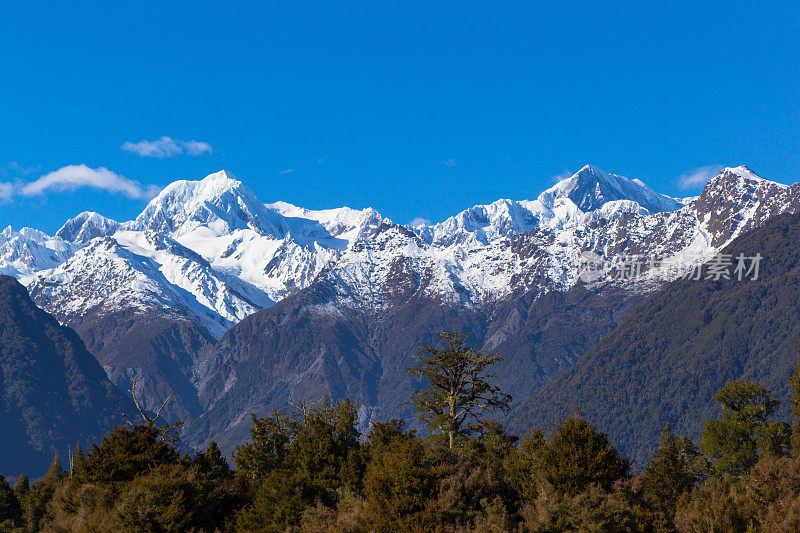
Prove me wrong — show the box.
[4,164,795,337]
[5,163,800,434]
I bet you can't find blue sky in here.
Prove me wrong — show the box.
[1,1,799,233]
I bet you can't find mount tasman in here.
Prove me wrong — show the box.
[4,164,799,467]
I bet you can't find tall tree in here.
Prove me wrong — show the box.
[789,336,800,455]
[700,380,789,476]
[0,474,20,527]
[407,331,511,449]
[641,424,700,521]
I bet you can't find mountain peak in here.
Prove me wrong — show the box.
[539,165,682,214]
[576,163,602,174]
[56,211,120,244]
[135,171,286,238]
[201,169,238,183]
[704,165,788,191]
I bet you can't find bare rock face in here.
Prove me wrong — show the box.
[694,166,800,246]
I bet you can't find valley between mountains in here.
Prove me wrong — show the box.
[3,163,800,475]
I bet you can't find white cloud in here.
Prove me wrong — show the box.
[279,168,296,175]
[121,136,212,158]
[550,169,574,182]
[443,158,457,168]
[0,182,14,201]
[677,165,724,190]
[21,165,161,200]
[409,217,431,227]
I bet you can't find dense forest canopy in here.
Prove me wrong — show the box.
[4,333,800,532]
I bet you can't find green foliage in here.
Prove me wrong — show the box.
[195,440,231,480]
[521,481,636,532]
[365,419,416,452]
[235,397,364,531]
[12,475,29,504]
[700,380,790,475]
[641,424,704,526]
[362,436,433,530]
[237,469,307,532]
[408,331,511,449]
[14,338,800,532]
[17,455,64,532]
[83,424,181,484]
[113,463,195,532]
[70,442,88,479]
[234,411,292,482]
[789,335,800,454]
[674,455,800,532]
[539,415,630,494]
[429,433,519,531]
[0,474,21,528]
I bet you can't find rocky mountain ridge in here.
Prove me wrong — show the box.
[4,164,798,446]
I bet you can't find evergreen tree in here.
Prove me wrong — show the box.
[26,455,64,530]
[234,411,292,482]
[195,441,231,480]
[12,474,29,505]
[540,414,629,494]
[70,442,88,479]
[0,474,21,527]
[365,419,416,455]
[235,397,363,531]
[363,437,433,530]
[84,425,180,484]
[113,463,195,532]
[700,380,789,475]
[641,424,698,520]
[12,474,30,530]
[789,335,800,454]
[407,331,511,449]
[44,454,64,484]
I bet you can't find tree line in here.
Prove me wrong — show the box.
[2,332,800,531]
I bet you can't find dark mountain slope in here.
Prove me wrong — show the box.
[185,293,379,452]
[184,265,646,454]
[0,276,134,477]
[509,213,800,465]
[66,309,215,423]
[488,283,648,410]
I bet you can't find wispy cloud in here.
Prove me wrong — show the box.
[0,182,14,201]
[409,217,431,227]
[550,169,574,182]
[21,165,161,200]
[121,136,212,158]
[279,168,296,175]
[443,158,457,168]
[677,165,724,190]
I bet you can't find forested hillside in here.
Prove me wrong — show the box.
[0,276,134,478]
[3,336,800,532]
[511,212,800,464]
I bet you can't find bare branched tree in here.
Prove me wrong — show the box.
[121,378,173,427]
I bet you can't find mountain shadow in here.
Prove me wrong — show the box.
[0,276,134,477]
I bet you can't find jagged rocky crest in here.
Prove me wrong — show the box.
[4,164,800,453]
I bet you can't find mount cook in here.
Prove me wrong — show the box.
[4,164,799,455]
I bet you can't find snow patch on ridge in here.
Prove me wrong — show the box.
[5,165,796,338]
